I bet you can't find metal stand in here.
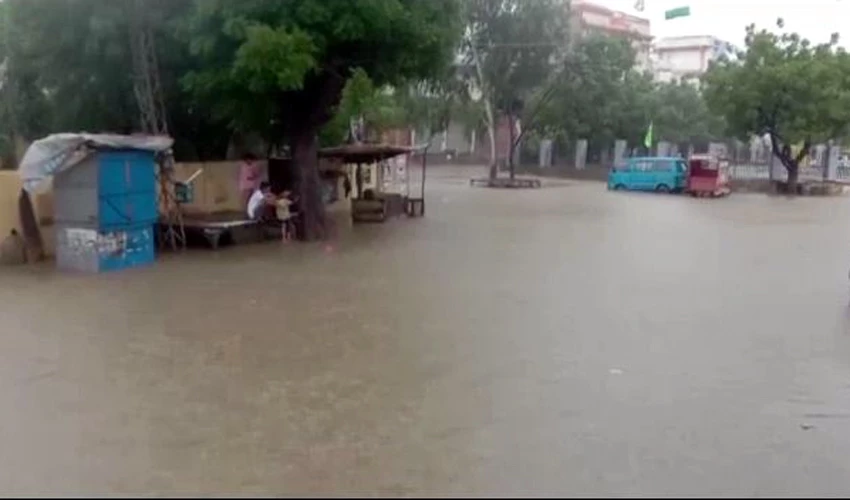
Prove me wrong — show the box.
[156,154,186,251]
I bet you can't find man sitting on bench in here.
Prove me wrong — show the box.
[247,182,278,223]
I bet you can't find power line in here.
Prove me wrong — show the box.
[481,42,564,48]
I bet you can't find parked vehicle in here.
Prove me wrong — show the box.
[608,156,687,193]
[686,154,731,198]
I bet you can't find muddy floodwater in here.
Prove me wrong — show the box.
[6,166,850,496]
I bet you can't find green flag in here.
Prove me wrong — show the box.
[664,6,691,20]
[643,121,654,150]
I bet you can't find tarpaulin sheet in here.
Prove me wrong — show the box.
[18,133,173,194]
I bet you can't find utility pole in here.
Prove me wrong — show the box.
[128,0,168,136]
[128,0,184,251]
[2,0,18,164]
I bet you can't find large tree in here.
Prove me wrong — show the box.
[461,0,569,179]
[182,0,460,239]
[703,19,850,192]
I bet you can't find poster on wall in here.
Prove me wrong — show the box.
[63,228,130,258]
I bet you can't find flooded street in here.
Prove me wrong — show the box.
[5,166,850,496]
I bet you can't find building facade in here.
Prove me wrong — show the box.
[653,35,735,84]
[570,0,653,70]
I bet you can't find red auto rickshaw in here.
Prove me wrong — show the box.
[686,154,731,198]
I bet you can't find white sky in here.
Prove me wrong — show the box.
[591,0,850,46]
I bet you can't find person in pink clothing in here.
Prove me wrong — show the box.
[238,153,262,207]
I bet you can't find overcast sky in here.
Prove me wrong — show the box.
[591,0,850,46]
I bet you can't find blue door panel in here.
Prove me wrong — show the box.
[98,192,158,228]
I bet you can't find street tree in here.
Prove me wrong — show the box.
[320,69,407,147]
[703,19,850,191]
[651,81,725,146]
[182,0,460,239]
[396,62,479,149]
[461,0,569,179]
[536,34,645,157]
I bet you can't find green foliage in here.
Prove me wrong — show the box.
[703,19,850,171]
[0,0,460,163]
[536,35,722,153]
[233,26,317,93]
[0,0,136,135]
[396,64,480,145]
[182,0,462,147]
[463,0,569,115]
[651,81,725,145]
[0,0,232,160]
[319,69,406,146]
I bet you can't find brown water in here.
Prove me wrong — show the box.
[5,166,850,496]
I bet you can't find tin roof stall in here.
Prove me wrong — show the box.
[19,133,173,273]
[318,144,427,223]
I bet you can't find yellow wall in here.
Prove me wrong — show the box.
[0,172,23,239]
[170,161,268,216]
[0,171,56,256]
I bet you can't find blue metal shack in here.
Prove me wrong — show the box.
[53,149,158,273]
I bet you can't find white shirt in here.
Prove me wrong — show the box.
[247,189,266,219]
[275,198,293,220]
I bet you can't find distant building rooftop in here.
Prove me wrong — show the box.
[571,0,652,41]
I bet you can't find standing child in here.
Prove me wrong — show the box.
[275,191,296,242]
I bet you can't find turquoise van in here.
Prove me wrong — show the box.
[607,157,688,193]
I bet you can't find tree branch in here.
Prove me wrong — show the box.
[794,138,811,165]
[511,79,559,150]
[768,130,792,170]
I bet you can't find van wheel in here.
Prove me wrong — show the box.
[613,184,625,191]
[655,184,671,193]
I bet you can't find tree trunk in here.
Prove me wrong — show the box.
[769,133,808,196]
[483,100,497,179]
[508,114,516,180]
[468,38,497,180]
[291,130,326,241]
[786,161,800,195]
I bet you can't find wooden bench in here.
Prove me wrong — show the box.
[185,219,262,250]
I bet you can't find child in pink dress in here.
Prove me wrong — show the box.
[238,153,261,207]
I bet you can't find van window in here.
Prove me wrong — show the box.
[655,160,677,172]
[631,160,653,172]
